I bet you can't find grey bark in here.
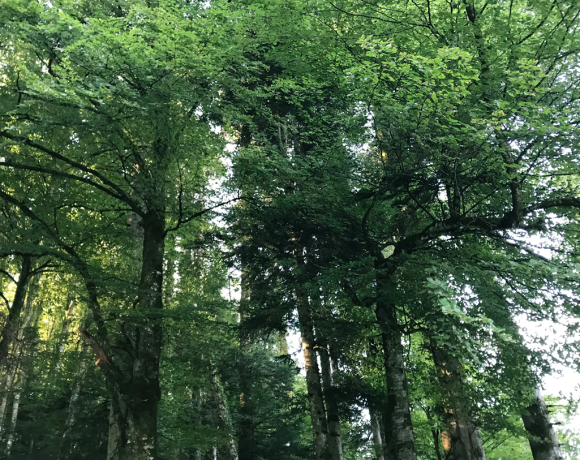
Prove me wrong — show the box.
[296,288,330,460]
[522,392,564,460]
[0,364,18,436]
[3,272,41,455]
[317,334,343,460]
[430,345,486,460]
[54,299,76,374]
[476,282,564,460]
[367,340,394,460]
[5,390,20,457]
[375,272,417,460]
[60,343,89,457]
[211,369,238,460]
[238,259,255,460]
[369,405,385,460]
[0,257,32,367]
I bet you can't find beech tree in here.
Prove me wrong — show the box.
[0,0,579,459]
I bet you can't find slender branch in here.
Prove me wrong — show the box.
[0,189,80,259]
[0,131,143,215]
[0,269,16,284]
[0,161,137,210]
[164,196,240,235]
[0,292,9,310]
[388,194,580,257]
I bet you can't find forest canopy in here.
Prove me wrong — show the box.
[0,0,579,459]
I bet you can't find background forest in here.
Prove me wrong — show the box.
[0,0,579,459]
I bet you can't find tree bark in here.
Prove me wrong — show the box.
[369,404,385,460]
[430,344,486,460]
[317,332,343,460]
[238,256,255,460]
[54,298,76,374]
[0,257,32,367]
[368,340,394,460]
[0,366,16,437]
[211,370,238,460]
[60,343,89,457]
[476,283,563,460]
[99,208,165,460]
[3,271,41,456]
[375,272,417,460]
[5,389,20,457]
[522,392,564,460]
[296,288,330,460]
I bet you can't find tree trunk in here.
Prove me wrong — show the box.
[0,257,32,367]
[430,344,486,460]
[375,272,417,460]
[103,209,165,460]
[125,209,164,459]
[476,282,563,460]
[379,407,394,460]
[368,340,394,460]
[296,288,330,460]
[3,272,41,456]
[317,333,343,460]
[211,371,238,460]
[5,389,20,457]
[522,391,564,460]
[106,383,127,460]
[0,368,15,437]
[0,270,40,436]
[238,257,255,460]
[60,343,89,457]
[54,298,76,374]
[369,405,385,460]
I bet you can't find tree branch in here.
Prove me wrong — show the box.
[0,161,139,211]
[78,327,122,383]
[0,131,143,215]
[164,196,240,235]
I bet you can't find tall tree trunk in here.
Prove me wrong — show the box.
[0,367,16,437]
[296,287,330,460]
[60,343,89,458]
[367,340,394,460]
[476,282,563,460]
[125,209,165,459]
[317,332,343,460]
[369,404,385,460]
[238,257,255,460]
[3,271,41,456]
[102,208,165,460]
[53,298,76,376]
[522,390,564,460]
[0,270,40,436]
[379,406,395,460]
[5,386,21,457]
[375,272,417,460]
[211,370,238,460]
[107,383,127,460]
[430,343,486,460]
[0,257,32,367]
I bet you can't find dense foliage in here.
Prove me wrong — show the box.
[0,0,579,459]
